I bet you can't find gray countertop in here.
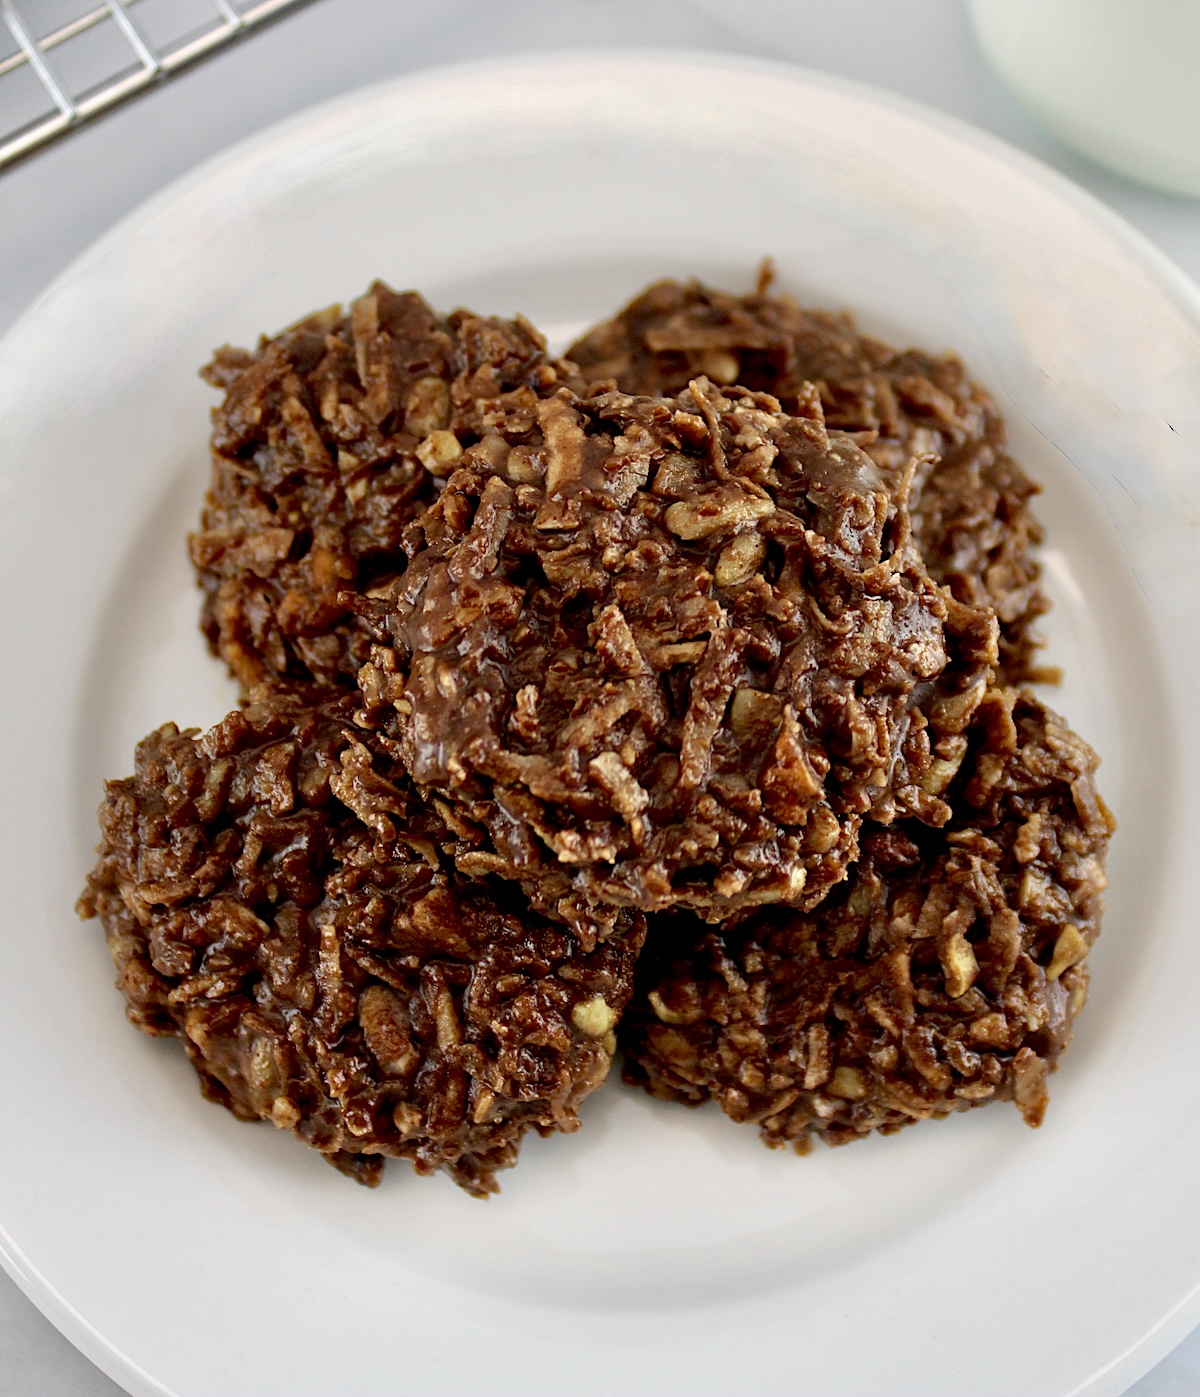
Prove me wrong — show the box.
[3,1,1199,1392]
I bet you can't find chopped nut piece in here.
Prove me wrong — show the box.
[270,1096,301,1129]
[646,640,708,667]
[696,349,740,384]
[1013,812,1044,863]
[1011,1047,1049,1127]
[405,375,451,436]
[714,531,767,588]
[572,996,618,1038]
[588,751,650,838]
[359,984,419,1078]
[248,1036,277,1090]
[393,1103,422,1138]
[664,487,775,540]
[1047,924,1090,980]
[472,1089,498,1125]
[969,1012,1011,1046]
[800,804,842,853]
[647,990,703,1025]
[939,930,979,999]
[417,429,464,476]
[729,687,783,746]
[919,750,965,796]
[828,1066,868,1100]
[651,451,701,498]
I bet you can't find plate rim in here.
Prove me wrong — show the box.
[6,47,1200,364]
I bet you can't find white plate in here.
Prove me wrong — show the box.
[1,52,1199,1397]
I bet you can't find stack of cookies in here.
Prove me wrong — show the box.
[78,276,1113,1195]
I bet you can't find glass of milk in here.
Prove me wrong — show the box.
[969,0,1200,197]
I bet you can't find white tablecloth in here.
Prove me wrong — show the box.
[2,1,1198,1392]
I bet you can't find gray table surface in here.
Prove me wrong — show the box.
[3,1,1199,1392]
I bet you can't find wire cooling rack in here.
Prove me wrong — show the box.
[0,0,317,169]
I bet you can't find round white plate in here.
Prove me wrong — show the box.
[1,52,1198,1397]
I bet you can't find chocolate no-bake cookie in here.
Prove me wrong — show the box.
[192,283,579,694]
[78,689,642,1195]
[355,379,998,932]
[619,689,1113,1147]
[570,277,1047,683]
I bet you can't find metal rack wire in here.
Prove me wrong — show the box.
[0,0,317,170]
